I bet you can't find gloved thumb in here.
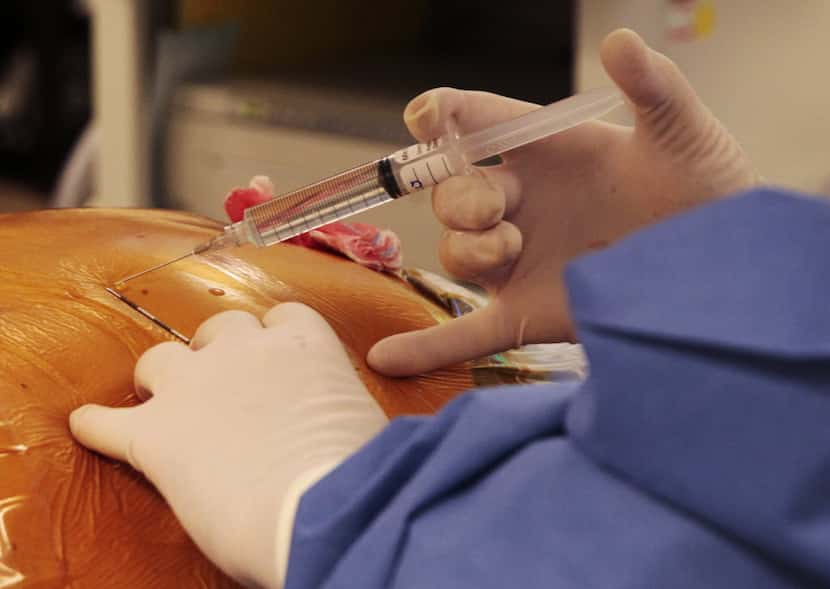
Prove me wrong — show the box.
[368,305,515,377]
[601,29,711,140]
[69,404,142,470]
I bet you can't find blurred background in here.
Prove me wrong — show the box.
[1,0,828,272]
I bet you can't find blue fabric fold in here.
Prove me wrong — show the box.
[286,188,830,588]
[566,188,830,358]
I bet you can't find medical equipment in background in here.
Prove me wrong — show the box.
[116,87,623,285]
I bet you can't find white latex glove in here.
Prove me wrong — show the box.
[367,28,759,377]
[69,303,388,588]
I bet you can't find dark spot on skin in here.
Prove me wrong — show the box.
[20,383,27,389]
[208,288,225,296]
[140,289,149,295]
[136,234,146,239]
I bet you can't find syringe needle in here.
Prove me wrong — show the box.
[115,250,195,286]
[112,230,231,287]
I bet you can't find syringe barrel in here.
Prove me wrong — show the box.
[237,136,472,248]
[242,159,398,247]
[388,135,469,194]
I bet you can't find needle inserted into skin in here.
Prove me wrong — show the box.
[115,251,195,286]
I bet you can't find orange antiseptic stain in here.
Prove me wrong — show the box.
[208,288,226,297]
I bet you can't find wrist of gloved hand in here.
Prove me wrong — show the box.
[69,303,389,589]
[216,378,388,588]
[273,461,342,585]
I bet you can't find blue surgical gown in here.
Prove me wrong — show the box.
[286,187,830,588]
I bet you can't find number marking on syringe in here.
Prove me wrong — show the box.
[412,169,423,190]
[441,158,452,177]
[425,161,438,184]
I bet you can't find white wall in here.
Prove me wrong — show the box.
[577,0,830,193]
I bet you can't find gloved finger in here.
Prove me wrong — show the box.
[262,303,346,357]
[432,175,506,231]
[190,310,263,350]
[69,404,144,470]
[404,87,537,144]
[134,341,192,400]
[478,166,523,218]
[367,304,515,377]
[600,29,711,143]
[438,222,523,284]
[262,302,333,335]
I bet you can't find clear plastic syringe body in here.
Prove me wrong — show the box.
[195,86,623,255]
[196,132,471,254]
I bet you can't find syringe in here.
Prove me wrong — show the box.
[117,87,623,284]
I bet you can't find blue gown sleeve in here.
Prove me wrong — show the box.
[285,188,830,589]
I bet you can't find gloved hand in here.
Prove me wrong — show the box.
[69,303,388,588]
[368,28,759,376]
